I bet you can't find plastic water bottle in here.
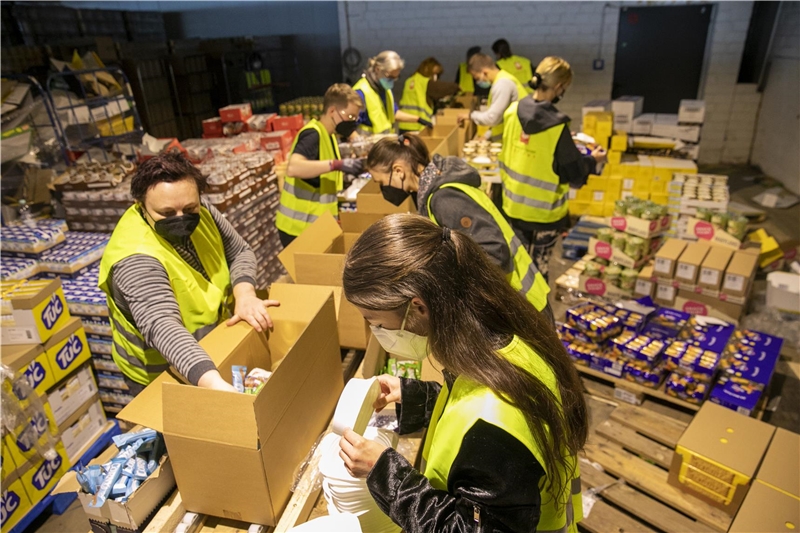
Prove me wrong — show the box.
[18,199,35,228]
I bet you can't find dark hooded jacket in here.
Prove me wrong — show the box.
[507,97,598,232]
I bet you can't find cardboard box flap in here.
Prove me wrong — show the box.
[9,279,62,310]
[42,316,82,350]
[277,212,341,281]
[757,427,799,498]
[339,212,384,234]
[0,343,44,372]
[116,370,183,432]
[729,481,800,532]
[294,250,346,287]
[266,285,337,359]
[162,382,258,448]
[52,470,82,494]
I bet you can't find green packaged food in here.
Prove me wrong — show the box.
[628,203,644,218]
[625,236,645,260]
[596,228,614,243]
[640,205,659,221]
[612,232,628,251]
[604,265,622,286]
[696,208,713,222]
[584,261,602,278]
[620,268,638,290]
[594,257,609,266]
[711,212,729,229]
[614,200,628,216]
[727,215,748,240]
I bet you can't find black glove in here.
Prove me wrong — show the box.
[418,118,434,129]
[339,158,364,176]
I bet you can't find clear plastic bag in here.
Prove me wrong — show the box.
[1,363,59,462]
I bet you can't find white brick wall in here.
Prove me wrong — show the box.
[751,1,800,193]
[338,1,764,167]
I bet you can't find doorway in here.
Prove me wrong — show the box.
[612,4,713,113]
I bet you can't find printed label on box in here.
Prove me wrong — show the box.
[592,191,605,202]
[635,279,653,295]
[677,263,696,281]
[724,274,745,293]
[623,179,634,190]
[614,387,642,405]
[700,268,719,286]
[584,278,607,295]
[594,241,612,259]
[655,257,672,274]
[657,284,675,301]
[569,189,577,200]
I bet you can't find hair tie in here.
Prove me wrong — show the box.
[532,72,543,88]
[442,227,451,243]
[398,134,410,147]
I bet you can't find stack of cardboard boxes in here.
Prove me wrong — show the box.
[1,280,108,465]
[637,237,759,323]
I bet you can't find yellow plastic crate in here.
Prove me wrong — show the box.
[587,175,607,190]
[588,202,605,216]
[576,187,592,201]
[651,192,669,205]
[607,150,622,165]
[610,134,628,152]
[675,445,752,505]
[569,200,590,215]
[607,177,623,197]
[632,190,650,201]
[602,202,616,217]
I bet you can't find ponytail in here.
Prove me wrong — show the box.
[532,56,573,91]
[366,135,430,174]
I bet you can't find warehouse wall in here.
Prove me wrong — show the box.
[751,2,800,193]
[337,1,761,167]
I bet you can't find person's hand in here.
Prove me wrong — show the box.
[228,294,280,333]
[457,113,470,125]
[591,146,608,164]
[373,374,402,411]
[339,428,388,478]
[417,118,434,129]
[197,369,237,392]
[335,158,364,176]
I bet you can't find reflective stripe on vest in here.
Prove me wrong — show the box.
[499,101,570,223]
[497,55,534,90]
[398,73,432,132]
[275,119,342,237]
[354,77,395,134]
[458,62,475,93]
[426,182,549,311]
[422,336,582,532]
[488,69,529,141]
[98,205,231,386]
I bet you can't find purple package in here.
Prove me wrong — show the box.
[642,308,691,340]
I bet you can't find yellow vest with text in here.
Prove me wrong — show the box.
[98,205,231,386]
[354,76,395,134]
[398,73,432,132]
[422,336,582,533]
[499,101,569,223]
[488,69,529,141]
[275,120,342,237]
[426,182,550,311]
[458,62,474,93]
[498,55,534,90]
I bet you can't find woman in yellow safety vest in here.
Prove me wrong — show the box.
[354,51,433,134]
[398,57,459,133]
[99,153,279,394]
[492,38,534,89]
[338,214,588,533]
[499,57,607,281]
[364,135,553,322]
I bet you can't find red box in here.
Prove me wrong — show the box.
[246,113,276,132]
[273,114,304,131]
[219,103,253,123]
[260,130,295,152]
[202,117,223,136]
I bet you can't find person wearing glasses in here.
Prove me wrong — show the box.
[276,84,364,247]
[354,51,433,135]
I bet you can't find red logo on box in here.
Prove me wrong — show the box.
[661,215,671,228]
[585,278,606,295]
[683,301,708,315]
[694,221,715,239]
[610,217,627,231]
[594,241,612,259]
[649,220,657,231]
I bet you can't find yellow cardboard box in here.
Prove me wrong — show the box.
[0,279,71,345]
[575,187,592,202]
[42,318,91,384]
[1,475,33,532]
[610,133,628,152]
[589,202,605,217]
[602,202,617,217]
[0,344,56,396]
[4,398,59,469]
[607,177,623,197]
[607,150,622,165]
[633,190,650,201]
[19,441,70,506]
[569,201,590,216]
[651,192,669,205]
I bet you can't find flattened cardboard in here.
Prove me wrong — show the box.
[728,481,800,533]
[699,247,734,290]
[654,238,688,279]
[676,241,711,284]
[356,179,416,215]
[757,428,800,498]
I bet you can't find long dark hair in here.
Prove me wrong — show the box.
[343,214,588,506]
[366,135,430,174]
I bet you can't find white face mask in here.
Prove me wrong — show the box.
[369,302,429,361]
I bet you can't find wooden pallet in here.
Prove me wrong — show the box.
[578,403,732,533]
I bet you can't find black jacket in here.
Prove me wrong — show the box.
[508,97,598,232]
[367,376,545,532]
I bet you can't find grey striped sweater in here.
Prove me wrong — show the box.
[107,199,256,385]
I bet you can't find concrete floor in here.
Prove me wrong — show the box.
[25,165,800,533]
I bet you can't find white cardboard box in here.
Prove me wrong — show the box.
[60,399,107,463]
[651,114,680,139]
[675,124,701,143]
[47,364,98,427]
[612,96,644,128]
[678,99,706,124]
[632,113,655,135]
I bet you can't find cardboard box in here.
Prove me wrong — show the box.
[219,103,253,123]
[655,281,677,307]
[578,273,633,298]
[675,124,701,143]
[686,217,742,250]
[54,437,175,532]
[117,284,343,526]
[675,290,746,323]
[47,363,98,427]
[698,247,734,291]
[202,117,223,137]
[608,214,670,239]
[654,238,688,279]
[581,100,611,122]
[272,114,304,132]
[668,402,774,516]
[676,241,711,284]
[356,179,417,215]
[19,441,71,506]
[42,317,91,384]
[632,113,655,135]
[260,130,294,152]
[59,398,106,463]
[0,343,55,396]
[4,397,60,470]
[612,96,644,132]
[587,237,649,269]
[679,99,706,124]
[635,265,655,298]
[723,251,759,298]
[651,114,680,139]
[1,474,33,533]
[729,480,800,533]
[1,279,71,345]
[756,428,799,498]
[1,430,18,481]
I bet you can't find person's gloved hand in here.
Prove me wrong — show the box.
[418,118,434,129]
[332,158,364,175]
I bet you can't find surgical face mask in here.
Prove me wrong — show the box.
[476,79,491,89]
[145,206,200,244]
[380,170,412,206]
[379,77,395,91]
[369,302,429,361]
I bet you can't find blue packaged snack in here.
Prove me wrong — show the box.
[589,351,625,378]
[709,376,762,416]
[642,308,690,341]
[565,302,623,343]
[623,360,666,389]
[678,317,735,353]
[113,429,157,449]
[232,365,247,393]
[558,322,594,345]
[665,371,709,404]
[90,458,125,507]
[134,457,148,480]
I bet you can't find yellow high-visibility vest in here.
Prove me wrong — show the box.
[458,62,474,93]
[398,73,432,132]
[354,76,395,134]
[497,55,534,89]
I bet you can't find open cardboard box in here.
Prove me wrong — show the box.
[356,179,417,215]
[115,284,343,526]
[418,124,459,157]
[276,212,374,349]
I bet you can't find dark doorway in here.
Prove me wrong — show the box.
[612,4,713,114]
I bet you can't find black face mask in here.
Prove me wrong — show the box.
[152,212,201,244]
[552,90,565,105]
[381,183,411,206]
[335,119,359,138]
